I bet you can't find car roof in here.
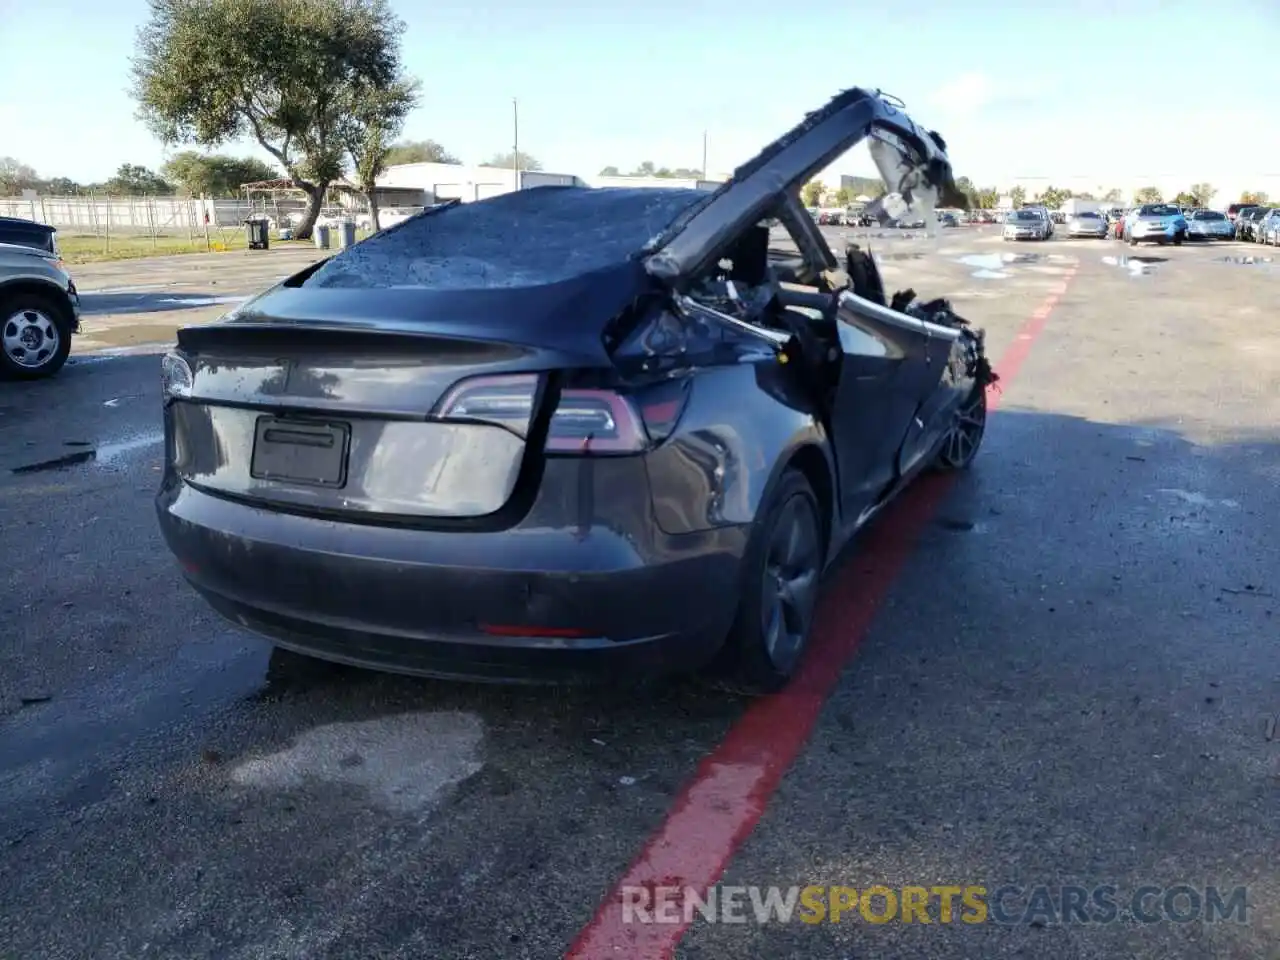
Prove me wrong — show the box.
[0,216,56,235]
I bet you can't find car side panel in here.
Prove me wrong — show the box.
[644,362,832,536]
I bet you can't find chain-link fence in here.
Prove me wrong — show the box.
[0,193,367,258]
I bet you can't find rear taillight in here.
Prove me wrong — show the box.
[545,388,647,453]
[433,373,684,456]
[433,373,540,438]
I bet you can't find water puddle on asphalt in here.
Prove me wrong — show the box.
[95,432,164,464]
[953,252,1074,279]
[230,712,484,814]
[10,433,165,474]
[1101,255,1166,276]
[1215,255,1274,267]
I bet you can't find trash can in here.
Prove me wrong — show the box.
[243,216,270,250]
[336,219,357,249]
[314,222,331,250]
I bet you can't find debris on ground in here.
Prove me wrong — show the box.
[1221,585,1273,598]
[12,450,95,474]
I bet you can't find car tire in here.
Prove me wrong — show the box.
[0,292,73,380]
[718,468,825,694]
[932,381,988,472]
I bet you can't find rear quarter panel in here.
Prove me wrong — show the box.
[644,362,833,535]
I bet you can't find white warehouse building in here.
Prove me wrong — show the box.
[372,162,726,206]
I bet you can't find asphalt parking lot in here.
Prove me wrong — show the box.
[2,225,1277,959]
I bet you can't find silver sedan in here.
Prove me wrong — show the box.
[1065,211,1109,238]
[1185,209,1235,241]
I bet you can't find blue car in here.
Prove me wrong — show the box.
[1122,203,1188,246]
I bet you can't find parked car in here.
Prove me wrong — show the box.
[0,215,60,256]
[937,212,959,228]
[155,87,996,693]
[1259,209,1280,245]
[1236,207,1270,242]
[1185,209,1235,241]
[0,219,81,379]
[1122,203,1187,245]
[1226,202,1257,222]
[1003,208,1049,240]
[1065,210,1108,238]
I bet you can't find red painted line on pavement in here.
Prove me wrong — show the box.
[566,271,1077,959]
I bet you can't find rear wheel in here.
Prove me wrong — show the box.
[719,469,825,694]
[0,293,72,380]
[933,383,988,471]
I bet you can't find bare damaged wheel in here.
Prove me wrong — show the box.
[0,293,72,380]
[934,383,988,471]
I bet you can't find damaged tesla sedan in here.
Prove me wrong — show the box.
[156,87,995,692]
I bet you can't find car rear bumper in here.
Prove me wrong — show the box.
[1131,225,1182,240]
[157,481,749,683]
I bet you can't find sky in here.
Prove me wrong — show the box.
[2,0,1279,199]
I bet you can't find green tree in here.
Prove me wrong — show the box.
[384,140,460,166]
[1074,191,1095,201]
[1133,186,1163,203]
[341,79,419,230]
[833,186,854,206]
[103,163,172,195]
[1039,186,1068,210]
[1173,190,1198,208]
[801,181,825,207]
[1189,182,1216,207]
[1101,187,1124,204]
[488,151,542,171]
[132,0,409,240]
[953,176,978,209]
[45,177,83,195]
[162,151,278,196]
[1009,186,1026,207]
[0,157,41,194]
[598,166,621,176]
[1239,190,1269,205]
[975,187,999,209]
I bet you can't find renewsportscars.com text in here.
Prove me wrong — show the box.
[621,884,1251,926]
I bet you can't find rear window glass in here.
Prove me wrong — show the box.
[1075,211,1100,219]
[1138,204,1180,217]
[1195,211,1226,220]
[303,187,707,290]
[1011,211,1040,221]
[0,221,56,253]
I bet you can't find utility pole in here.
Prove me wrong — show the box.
[701,130,708,180]
[512,98,520,190]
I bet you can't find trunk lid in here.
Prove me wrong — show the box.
[168,275,647,523]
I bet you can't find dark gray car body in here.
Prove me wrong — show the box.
[156,87,990,682]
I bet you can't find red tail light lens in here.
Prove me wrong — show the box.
[545,388,647,453]
[433,373,672,456]
[433,373,540,438]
